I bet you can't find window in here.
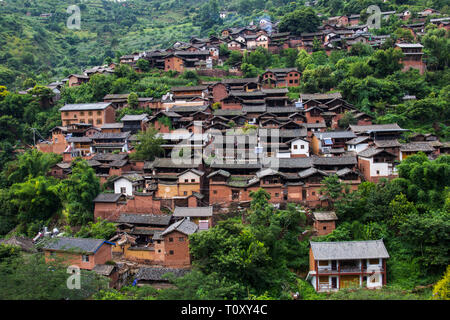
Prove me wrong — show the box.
[232,190,239,200]
[74,114,77,118]
[294,145,298,150]
[323,226,327,230]
[64,112,69,116]
[88,119,93,124]
[301,145,305,149]
[376,170,380,175]
[184,179,189,183]
[97,111,101,115]
[318,260,328,266]
[169,250,174,255]
[275,193,279,197]
[158,249,161,253]
[369,258,379,265]
[179,237,184,242]
[169,237,173,242]
[82,255,89,262]
[312,192,316,196]
[183,191,187,196]
[213,190,217,194]
[88,111,92,116]
[191,179,195,183]
[120,187,126,194]
[96,119,102,125]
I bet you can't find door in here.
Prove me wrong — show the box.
[331,277,337,289]
[331,260,337,271]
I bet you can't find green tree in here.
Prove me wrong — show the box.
[60,159,101,225]
[278,8,320,35]
[127,92,139,109]
[129,127,164,161]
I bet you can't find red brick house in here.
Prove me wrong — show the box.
[43,237,115,271]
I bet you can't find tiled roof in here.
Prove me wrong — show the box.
[161,218,199,236]
[173,207,213,217]
[314,131,356,139]
[136,267,190,281]
[312,211,338,221]
[310,240,390,260]
[117,214,172,226]
[92,264,115,276]
[93,193,123,203]
[60,102,112,111]
[300,92,342,100]
[349,123,404,134]
[400,142,435,152]
[42,237,111,254]
[121,114,149,122]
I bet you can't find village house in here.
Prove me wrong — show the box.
[357,147,398,182]
[172,206,213,230]
[395,43,426,74]
[311,131,357,156]
[135,267,190,289]
[59,102,116,127]
[260,68,301,88]
[156,218,199,268]
[42,237,115,271]
[312,211,338,236]
[306,240,389,292]
[67,74,90,87]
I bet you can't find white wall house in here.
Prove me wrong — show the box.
[290,138,310,157]
[306,240,390,292]
[113,175,144,196]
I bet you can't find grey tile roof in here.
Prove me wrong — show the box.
[349,124,405,134]
[92,264,115,276]
[173,207,213,217]
[136,267,190,281]
[314,131,357,139]
[346,136,370,145]
[213,109,247,116]
[374,139,401,148]
[171,105,209,113]
[66,137,92,143]
[276,157,313,169]
[42,237,110,254]
[312,156,357,166]
[171,86,208,91]
[300,92,342,100]
[400,142,435,152]
[60,102,112,111]
[93,193,123,203]
[91,153,128,162]
[101,122,124,129]
[152,158,200,169]
[277,128,308,138]
[161,218,199,236]
[298,167,328,178]
[358,147,386,158]
[310,240,390,260]
[207,170,231,178]
[121,114,149,122]
[117,214,172,226]
[312,211,338,221]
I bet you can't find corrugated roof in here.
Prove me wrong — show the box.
[310,240,390,260]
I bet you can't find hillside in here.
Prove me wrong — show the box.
[0,0,208,88]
